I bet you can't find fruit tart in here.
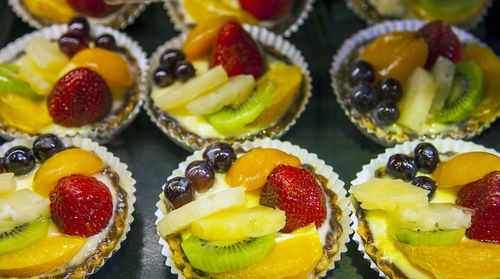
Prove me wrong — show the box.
[0,133,135,277]
[331,20,500,146]
[155,139,352,279]
[348,0,492,29]
[164,0,315,37]
[145,20,311,150]
[8,0,145,29]
[349,139,500,279]
[0,17,147,143]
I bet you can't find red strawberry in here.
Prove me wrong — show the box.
[67,0,123,18]
[417,20,463,69]
[457,171,500,243]
[260,165,327,233]
[212,21,265,79]
[238,0,294,20]
[50,174,113,237]
[48,67,112,127]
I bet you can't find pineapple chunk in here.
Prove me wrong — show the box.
[397,67,437,132]
[429,57,455,118]
[0,173,15,194]
[390,203,472,231]
[18,57,59,96]
[350,178,429,211]
[25,37,69,71]
[0,189,50,232]
[191,206,285,240]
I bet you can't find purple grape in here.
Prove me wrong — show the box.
[95,34,117,50]
[386,154,418,181]
[153,66,176,87]
[414,143,440,173]
[33,134,65,163]
[349,60,375,86]
[349,83,379,113]
[68,17,90,40]
[412,176,437,199]
[371,100,399,126]
[185,160,215,193]
[376,78,403,102]
[164,177,194,209]
[58,33,88,56]
[160,49,185,70]
[4,146,36,176]
[175,61,196,82]
[203,142,236,173]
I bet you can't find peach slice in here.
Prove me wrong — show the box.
[183,16,232,61]
[33,148,105,197]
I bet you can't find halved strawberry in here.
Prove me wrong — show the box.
[238,0,294,20]
[417,20,463,69]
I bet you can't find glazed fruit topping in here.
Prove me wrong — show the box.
[50,174,113,237]
[58,33,88,57]
[160,49,185,70]
[3,146,36,176]
[95,34,117,50]
[238,0,294,20]
[417,20,463,69]
[349,60,375,86]
[371,100,400,126]
[153,66,175,87]
[185,160,215,193]
[202,142,236,173]
[414,142,440,173]
[376,78,403,102]
[349,83,379,113]
[260,165,327,233]
[411,176,437,200]
[32,133,65,163]
[48,67,112,127]
[213,21,265,79]
[174,61,196,82]
[154,49,195,87]
[164,177,195,209]
[67,16,90,41]
[386,154,418,181]
[67,0,122,18]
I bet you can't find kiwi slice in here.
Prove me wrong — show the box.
[436,61,484,123]
[0,65,42,101]
[180,234,275,273]
[205,81,275,134]
[418,0,483,14]
[0,217,49,255]
[388,226,465,245]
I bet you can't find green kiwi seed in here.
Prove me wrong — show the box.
[0,217,49,256]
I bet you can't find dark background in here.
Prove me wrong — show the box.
[1,0,499,278]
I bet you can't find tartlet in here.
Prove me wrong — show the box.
[0,23,147,143]
[155,138,352,279]
[0,134,136,278]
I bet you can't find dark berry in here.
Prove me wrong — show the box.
[185,160,215,193]
[164,177,194,209]
[33,134,65,163]
[349,60,375,86]
[175,61,196,82]
[203,142,236,173]
[413,143,440,173]
[386,154,418,181]
[376,78,403,102]
[349,83,379,113]
[153,66,176,87]
[372,100,399,126]
[4,146,36,176]
[160,49,185,70]
[95,34,116,50]
[58,33,88,56]
[412,176,437,200]
[68,17,90,40]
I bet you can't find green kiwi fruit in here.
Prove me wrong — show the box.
[205,81,275,134]
[180,234,275,273]
[418,0,484,14]
[0,66,42,101]
[0,64,20,74]
[436,61,484,123]
[388,226,465,245]
[0,217,49,255]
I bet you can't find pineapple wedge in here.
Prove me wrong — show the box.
[390,203,472,231]
[0,189,50,232]
[0,173,16,194]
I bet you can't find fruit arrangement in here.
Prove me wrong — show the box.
[332,20,500,145]
[349,0,492,29]
[146,19,311,150]
[164,0,314,36]
[0,17,147,142]
[0,134,135,277]
[155,139,352,279]
[8,0,145,29]
[350,139,500,279]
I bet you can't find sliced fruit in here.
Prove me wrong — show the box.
[0,218,49,256]
[417,20,463,69]
[181,234,275,273]
[191,206,286,240]
[395,240,500,278]
[0,189,50,232]
[153,65,228,110]
[238,0,294,20]
[33,148,106,198]
[0,63,43,99]
[390,203,472,231]
[227,148,301,191]
[157,187,247,238]
[18,56,60,96]
[431,152,500,188]
[350,178,429,211]
[25,37,69,71]
[429,56,455,118]
[205,81,274,134]
[71,47,134,88]
[212,224,323,279]
[183,0,258,25]
[369,0,408,17]
[436,61,484,123]
[186,74,255,115]
[0,64,19,73]
[24,0,77,23]
[388,226,465,245]
[67,0,122,18]
[397,67,436,132]
[0,173,15,194]
[417,0,484,14]
[414,0,487,25]
[0,235,85,277]
[0,91,52,133]
[183,16,232,61]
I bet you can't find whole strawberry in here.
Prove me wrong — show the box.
[417,20,463,69]
[67,0,123,18]
[212,21,265,79]
[50,174,113,237]
[260,165,327,233]
[457,171,500,243]
[239,0,294,20]
[48,67,112,127]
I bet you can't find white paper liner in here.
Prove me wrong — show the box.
[0,24,148,144]
[144,24,312,151]
[330,19,490,147]
[349,138,500,278]
[8,0,146,30]
[163,0,315,37]
[346,0,493,30]
[0,135,136,278]
[154,138,353,279]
